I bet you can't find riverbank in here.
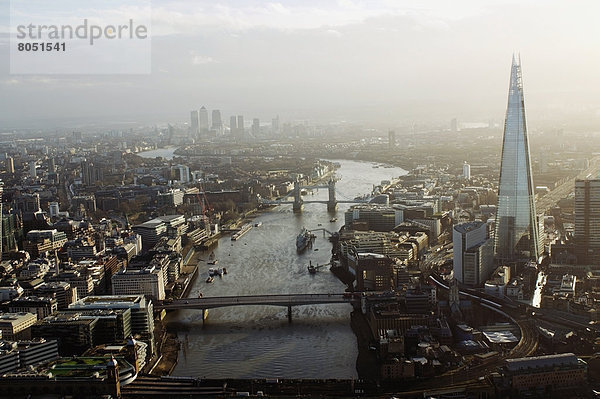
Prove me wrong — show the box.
[148,245,200,375]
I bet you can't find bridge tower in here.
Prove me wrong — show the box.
[293,180,303,213]
[327,179,337,211]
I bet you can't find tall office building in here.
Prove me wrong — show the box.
[463,162,471,180]
[211,110,223,133]
[575,179,600,264]
[237,115,244,133]
[29,161,37,178]
[190,110,199,136]
[252,118,260,136]
[453,221,494,287]
[6,157,14,174]
[494,56,540,262]
[198,106,209,137]
[229,116,237,136]
[388,131,396,147]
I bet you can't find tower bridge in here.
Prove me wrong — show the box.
[259,178,368,213]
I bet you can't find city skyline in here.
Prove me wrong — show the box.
[3,1,600,128]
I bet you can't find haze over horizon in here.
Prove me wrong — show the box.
[2,0,600,129]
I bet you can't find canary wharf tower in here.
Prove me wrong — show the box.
[494,56,540,262]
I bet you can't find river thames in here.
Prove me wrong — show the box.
[139,155,407,379]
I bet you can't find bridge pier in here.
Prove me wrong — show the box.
[201,309,207,323]
[327,179,337,211]
[293,180,304,213]
[287,306,292,323]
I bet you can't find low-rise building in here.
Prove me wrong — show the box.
[0,313,37,341]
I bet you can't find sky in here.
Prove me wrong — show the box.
[1,0,600,129]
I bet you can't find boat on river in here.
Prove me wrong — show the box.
[296,228,314,252]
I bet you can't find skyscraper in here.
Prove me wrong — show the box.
[575,179,600,264]
[211,110,223,134]
[229,116,237,136]
[190,110,199,137]
[388,130,396,147]
[494,56,540,262]
[199,106,209,137]
[252,118,260,137]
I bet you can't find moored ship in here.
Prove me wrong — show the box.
[296,228,313,252]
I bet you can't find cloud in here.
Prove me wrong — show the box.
[191,54,216,65]
[325,29,343,37]
[1,79,20,85]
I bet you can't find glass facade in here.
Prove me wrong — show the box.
[494,56,539,262]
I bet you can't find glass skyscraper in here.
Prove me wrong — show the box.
[494,56,540,262]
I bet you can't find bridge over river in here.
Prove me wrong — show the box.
[157,293,360,322]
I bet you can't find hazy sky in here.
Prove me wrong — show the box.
[1,0,600,128]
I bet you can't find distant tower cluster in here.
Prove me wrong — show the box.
[494,56,540,262]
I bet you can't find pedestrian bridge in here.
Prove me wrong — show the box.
[156,293,359,322]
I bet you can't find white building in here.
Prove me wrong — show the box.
[453,221,494,286]
[463,162,471,180]
[111,266,165,300]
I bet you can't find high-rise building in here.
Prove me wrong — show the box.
[6,157,14,174]
[229,116,237,135]
[575,179,600,264]
[388,131,396,147]
[47,158,55,173]
[29,161,37,178]
[272,115,280,134]
[199,106,209,137]
[211,109,222,133]
[450,118,458,132]
[237,115,244,136]
[453,221,494,286]
[463,162,471,180]
[190,110,199,136]
[494,56,540,262]
[252,118,260,137]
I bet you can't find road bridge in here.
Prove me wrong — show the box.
[156,293,358,322]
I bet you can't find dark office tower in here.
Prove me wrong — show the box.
[47,158,55,173]
[190,110,199,136]
[388,130,396,147]
[211,110,223,132]
[5,157,14,174]
[229,116,237,135]
[494,56,540,262]
[575,179,600,264]
[199,106,209,137]
[252,118,260,137]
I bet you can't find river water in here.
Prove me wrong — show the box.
[168,159,407,379]
[137,147,178,160]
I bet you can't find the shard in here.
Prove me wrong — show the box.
[494,56,540,262]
